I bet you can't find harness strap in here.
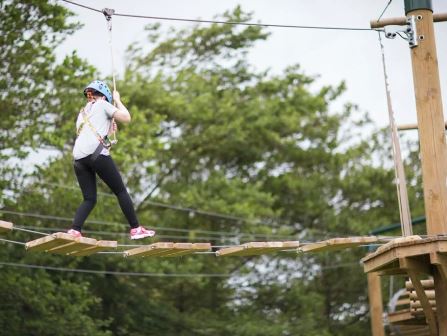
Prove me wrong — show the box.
[77,102,112,149]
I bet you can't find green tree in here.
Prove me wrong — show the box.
[1,3,424,336]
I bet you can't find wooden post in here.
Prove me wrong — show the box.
[367,272,385,336]
[405,2,447,334]
[405,1,447,235]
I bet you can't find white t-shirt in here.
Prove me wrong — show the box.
[73,100,117,160]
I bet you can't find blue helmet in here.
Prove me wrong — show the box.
[84,80,112,104]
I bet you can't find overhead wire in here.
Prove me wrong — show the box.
[0,238,26,246]
[0,261,230,278]
[376,0,393,23]
[60,0,380,32]
[0,259,362,278]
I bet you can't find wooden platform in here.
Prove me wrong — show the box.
[0,220,13,234]
[216,241,300,257]
[124,242,211,258]
[361,236,447,274]
[25,232,117,256]
[298,236,382,253]
[362,236,447,336]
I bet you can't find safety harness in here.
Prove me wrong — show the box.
[77,101,113,161]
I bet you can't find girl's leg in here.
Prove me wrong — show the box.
[93,155,139,229]
[72,158,97,232]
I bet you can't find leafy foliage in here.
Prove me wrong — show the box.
[0,2,424,336]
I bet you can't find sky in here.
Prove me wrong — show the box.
[57,0,447,130]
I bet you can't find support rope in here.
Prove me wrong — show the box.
[377,32,413,237]
[102,8,118,145]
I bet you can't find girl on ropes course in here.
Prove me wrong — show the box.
[68,80,155,240]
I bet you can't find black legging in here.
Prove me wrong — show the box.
[72,154,139,232]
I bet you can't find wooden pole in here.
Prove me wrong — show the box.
[405,1,447,334]
[367,273,385,336]
[406,2,447,236]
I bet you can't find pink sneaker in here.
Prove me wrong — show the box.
[130,226,156,240]
[67,229,82,238]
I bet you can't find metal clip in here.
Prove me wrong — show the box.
[383,15,418,48]
[102,8,115,21]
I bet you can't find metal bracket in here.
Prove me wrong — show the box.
[384,15,418,48]
[102,8,115,21]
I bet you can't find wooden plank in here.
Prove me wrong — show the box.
[299,236,379,253]
[70,240,118,257]
[0,220,13,234]
[25,232,116,256]
[375,236,423,254]
[26,233,77,252]
[216,241,300,257]
[161,243,211,257]
[124,242,174,257]
[124,242,211,258]
[48,236,98,255]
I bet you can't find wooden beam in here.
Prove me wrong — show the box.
[387,309,426,324]
[298,236,379,253]
[397,121,447,131]
[406,279,435,290]
[68,240,117,257]
[399,257,432,275]
[429,253,447,283]
[410,300,436,309]
[0,220,13,234]
[404,258,437,335]
[409,290,436,300]
[370,12,447,29]
[367,272,385,336]
[433,267,447,336]
[216,241,300,257]
[429,252,447,335]
[124,242,211,258]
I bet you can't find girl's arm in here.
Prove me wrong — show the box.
[112,90,131,123]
